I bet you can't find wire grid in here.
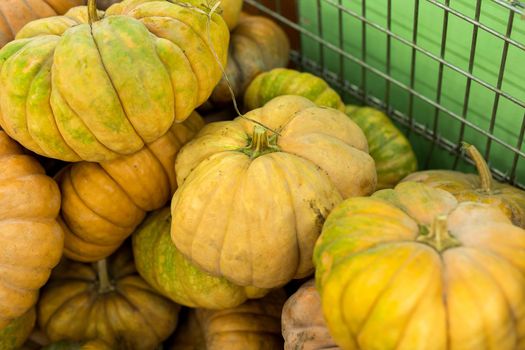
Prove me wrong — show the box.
[244,0,525,188]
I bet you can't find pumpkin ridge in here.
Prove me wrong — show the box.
[42,288,93,330]
[0,8,13,39]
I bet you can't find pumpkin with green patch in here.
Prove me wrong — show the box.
[0,0,228,162]
[0,309,36,350]
[132,207,268,309]
[171,95,376,289]
[314,181,525,349]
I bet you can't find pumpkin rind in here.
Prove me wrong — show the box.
[0,309,36,350]
[132,207,268,309]
[0,0,228,162]
[172,95,376,289]
[58,112,204,262]
[346,106,417,189]
[0,131,63,330]
[42,339,113,350]
[282,279,339,350]
[210,13,290,104]
[38,246,180,350]
[184,0,243,30]
[314,181,525,350]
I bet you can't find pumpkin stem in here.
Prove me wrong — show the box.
[461,142,493,193]
[88,0,99,25]
[417,215,461,252]
[241,125,279,159]
[97,259,114,294]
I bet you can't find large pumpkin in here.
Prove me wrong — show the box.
[282,279,339,350]
[0,309,36,350]
[346,106,417,189]
[38,246,179,350]
[133,207,267,309]
[403,142,525,228]
[171,290,286,350]
[0,132,63,330]
[0,0,84,47]
[210,13,289,104]
[0,0,228,162]
[58,112,204,262]
[172,95,376,289]
[314,181,525,350]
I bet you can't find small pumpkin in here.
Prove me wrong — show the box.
[0,0,228,162]
[0,0,83,47]
[314,181,525,349]
[172,95,376,289]
[37,246,180,350]
[171,290,286,350]
[132,207,268,309]
[403,143,525,228]
[282,279,339,350]
[346,106,417,189]
[42,339,113,350]
[0,309,36,350]
[244,68,345,112]
[210,13,290,104]
[58,112,204,262]
[0,131,63,330]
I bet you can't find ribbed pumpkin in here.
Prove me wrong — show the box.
[282,279,339,350]
[403,143,525,228]
[0,309,36,350]
[42,340,113,350]
[244,68,345,112]
[171,290,286,350]
[57,112,204,262]
[346,106,417,189]
[210,13,290,104]
[172,95,376,289]
[185,0,243,30]
[0,132,63,330]
[133,207,267,309]
[314,181,525,350]
[0,0,83,47]
[0,0,228,162]
[38,246,179,350]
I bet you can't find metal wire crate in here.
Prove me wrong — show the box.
[244,0,525,188]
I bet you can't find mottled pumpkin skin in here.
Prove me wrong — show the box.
[0,0,83,47]
[0,309,36,350]
[244,68,345,112]
[171,291,286,350]
[282,279,339,350]
[132,207,268,309]
[0,132,63,330]
[172,95,376,289]
[42,339,113,350]
[347,106,417,189]
[0,0,228,162]
[211,13,290,104]
[57,112,204,262]
[403,169,525,229]
[314,182,525,350]
[38,247,180,350]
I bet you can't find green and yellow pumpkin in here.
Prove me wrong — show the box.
[0,0,228,162]
[38,246,180,350]
[403,142,525,228]
[132,207,267,309]
[0,132,63,330]
[172,95,376,289]
[57,112,204,262]
[0,309,36,350]
[314,181,525,350]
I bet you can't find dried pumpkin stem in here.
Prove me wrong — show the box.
[461,142,493,193]
[97,259,114,294]
[88,0,99,25]
[242,125,279,159]
[417,215,461,252]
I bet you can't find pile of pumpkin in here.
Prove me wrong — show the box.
[1,0,524,349]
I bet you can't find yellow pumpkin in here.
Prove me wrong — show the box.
[172,95,377,289]
[58,112,204,262]
[314,181,525,350]
[403,142,525,228]
[38,246,180,350]
[0,132,63,330]
[184,0,243,30]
